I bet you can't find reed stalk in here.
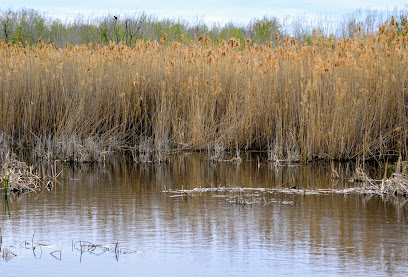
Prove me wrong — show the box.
[3,173,8,195]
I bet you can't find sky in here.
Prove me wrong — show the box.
[2,0,408,25]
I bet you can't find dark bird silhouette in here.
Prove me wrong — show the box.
[114,16,118,20]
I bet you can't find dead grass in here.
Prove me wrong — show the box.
[163,171,408,203]
[0,151,60,193]
[0,20,408,162]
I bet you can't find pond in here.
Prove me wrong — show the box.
[1,153,408,276]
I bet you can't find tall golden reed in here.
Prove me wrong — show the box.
[0,20,407,161]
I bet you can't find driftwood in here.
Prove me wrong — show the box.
[163,167,408,206]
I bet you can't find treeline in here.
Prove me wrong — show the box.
[0,8,407,47]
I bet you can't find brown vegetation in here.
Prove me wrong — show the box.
[0,151,60,193]
[0,19,408,162]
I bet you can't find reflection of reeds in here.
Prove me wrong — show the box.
[73,240,142,262]
[1,20,408,162]
[1,246,17,262]
[0,229,17,262]
[0,232,143,262]
[130,136,170,163]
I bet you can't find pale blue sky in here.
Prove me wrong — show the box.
[2,0,408,24]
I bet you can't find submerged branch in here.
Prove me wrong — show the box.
[163,168,408,203]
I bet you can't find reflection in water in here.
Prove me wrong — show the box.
[0,153,408,276]
[3,195,10,217]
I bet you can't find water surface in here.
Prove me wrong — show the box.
[1,154,408,276]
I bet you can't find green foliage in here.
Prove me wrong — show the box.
[3,173,9,195]
[248,16,280,44]
[1,7,408,47]
[396,14,408,33]
[169,23,185,40]
[219,23,246,41]
[99,23,109,43]
[304,35,312,46]
[14,24,24,42]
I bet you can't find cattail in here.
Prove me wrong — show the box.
[235,40,239,48]
[160,33,168,45]
[0,17,405,163]
[390,16,395,27]
[403,23,408,32]
[391,29,396,40]
[379,23,386,35]
[227,37,236,48]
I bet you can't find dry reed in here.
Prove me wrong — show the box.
[0,19,408,162]
[0,151,59,193]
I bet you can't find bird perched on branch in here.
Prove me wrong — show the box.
[114,16,118,20]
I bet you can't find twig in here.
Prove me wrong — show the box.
[50,250,62,260]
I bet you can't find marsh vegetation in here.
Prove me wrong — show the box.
[1,9,408,276]
[1,15,408,164]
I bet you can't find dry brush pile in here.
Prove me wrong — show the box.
[0,152,48,193]
[1,19,408,162]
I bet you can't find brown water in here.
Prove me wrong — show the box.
[1,153,408,276]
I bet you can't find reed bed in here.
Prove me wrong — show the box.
[1,19,408,162]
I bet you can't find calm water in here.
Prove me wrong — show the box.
[1,153,408,276]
